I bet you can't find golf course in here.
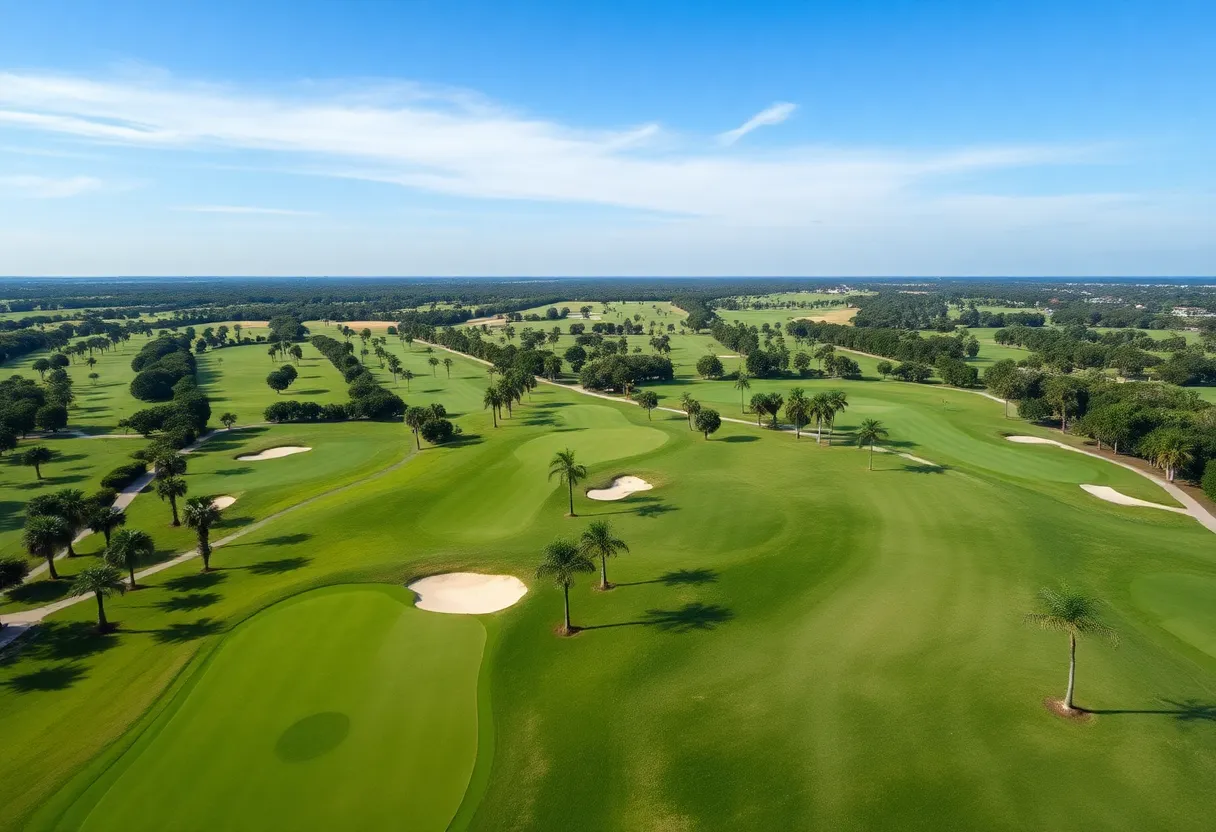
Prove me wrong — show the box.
[1,288,1215,832]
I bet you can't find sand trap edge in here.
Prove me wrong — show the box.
[407,573,528,615]
[236,446,312,462]
[586,476,654,501]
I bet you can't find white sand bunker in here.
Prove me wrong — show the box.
[1006,435,1063,446]
[408,573,528,614]
[211,496,237,510]
[586,476,654,501]
[237,446,312,461]
[1080,484,1186,514]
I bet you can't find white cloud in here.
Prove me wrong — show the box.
[718,102,797,145]
[0,174,102,198]
[174,205,316,216]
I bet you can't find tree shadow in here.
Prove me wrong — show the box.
[584,602,733,633]
[153,617,223,643]
[618,568,718,587]
[22,620,119,661]
[245,556,312,575]
[634,502,678,518]
[156,592,221,612]
[257,533,312,547]
[5,579,73,606]
[901,464,948,474]
[1088,699,1216,723]
[162,571,228,592]
[2,663,87,692]
[0,502,25,532]
[213,467,254,477]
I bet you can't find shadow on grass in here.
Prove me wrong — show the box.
[213,467,254,477]
[618,568,718,587]
[583,602,733,633]
[156,592,221,613]
[2,663,87,692]
[901,464,948,474]
[245,556,312,575]
[5,579,73,606]
[255,533,311,547]
[20,621,119,661]
[1089,699,1216,723]
[153,617,223,643]
[162,571,228,593]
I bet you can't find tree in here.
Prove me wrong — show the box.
[420,418,457,445]
[405,406,431,448]
[23,514,70,580]
[1043,375,1084,431]
[535,538,596,635]
[443,357,454,378]
[105,528,155,589]
[793,352,812,375]
[0,427,16,457]
[635,390,659,420]
[548,448,587,517]
[266,368,294,395]
[86,502,126,547]
[0,557,30,603]
[32,358,50,380]
[220,412,238,429]
[785,388,811,438]
[153,449,187,478]
[1025,585,1117,712]
[21,445,53,479]
[1143,429,1193,482]
[982,360,1026,418]
[579,520,629,591]
[401,369,415,391]
[679,392,699,429]
[876,360,893,379]
[694,407,721,439]
[428,356,440,375]
[156,475,188,526]
[854,418,889,470]
[184,495,222,570]
[289,344,303,364]
[734,371,751,413]
[71,564,127,631]
[386,354,403,385]
[696,354,724,379]
[88,371,100,385]
[824,390,848,444]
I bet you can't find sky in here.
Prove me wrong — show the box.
[0,0,1213,277]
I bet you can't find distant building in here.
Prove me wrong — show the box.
[1172,306,1215,318]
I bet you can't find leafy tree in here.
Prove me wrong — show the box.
[1141,428,1193,482]
[23,514,70,579]
[220,412,238,429]
[785,388,811,438]
[1043,374,1085,431]
[854,418,889,470]
[696,354,724,379]
[428,356,440,375]
[734,371,751,413]
[443,357,454,377]
[579,520,629,591]
[982,359,1028,418]
[1203,459,1216,502]
[0,427,16,456]
[266,368,293,394]
[419,418,458,445]
[72,564,128,630]
[1025,585,1117,712]
[86,502,126,547]
[88,371,100,385]
[0,557,30,602]
[535,538,596,635]
[548,448,587,517]
[105,527,155,589]
[694,407,721,439]
[156,475,188,526]
[21,445,53,479]
[793,352,812,375]
[876,360,893,379]
[184,495,222,570]
[635,390,659,420]
[405,406,431,448]
[32,358,50,380]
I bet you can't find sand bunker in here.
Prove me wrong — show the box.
[586,476,654,501]
[211,496,237,510]
[407,573,528,614]
[1006,435,1061,445]
[1080,485,1186,514]
[237,446,311,462]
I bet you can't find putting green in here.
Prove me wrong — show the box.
[1131,573,1216,659]
[59,585,486,832]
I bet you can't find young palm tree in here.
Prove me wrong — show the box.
[427,356,440,375]
[156,475,188,526]
[785,388,811,439]
[734,371,751,414]
[443,357,454,378]
[679,392,698,429]
[535,538,596,634]
[105,528,155,589]
[483,387,504,427]
[71,564,127,631]
[809,393,832,445]
[404,406,431,448]
[579,520,630,590]
[183,496,223,571]
[86,502,126,547]
[51,488,88,556]
[23,514,70,580]
[854,418,889,470]
[1153,436,1193,482]
[401,368,415,391]
[1025,585,1118,712]
[548,448,587,517]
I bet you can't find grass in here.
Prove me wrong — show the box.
[2,323,1215,830]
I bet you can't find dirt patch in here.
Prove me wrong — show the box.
[798,307,856,325]
[1043,698,1094,723]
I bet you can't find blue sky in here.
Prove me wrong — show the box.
[0,0,1212,276]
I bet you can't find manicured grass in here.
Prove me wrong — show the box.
[50,585,484,832]
[2,332,1216,831]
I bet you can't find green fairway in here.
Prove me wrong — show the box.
[51,585,486,832]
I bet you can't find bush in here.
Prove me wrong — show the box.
[1202,459,1216,502]
[35,403,68,432]
[1017,397,1054,422]
[349,390,405,420]
[419,417,458,445]
[696,354,724,379]
[0,556,30,590]
[100,462,148,490]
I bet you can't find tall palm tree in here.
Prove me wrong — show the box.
[825,390,849,445]
[156,475,188,526]
[183,496,223,571]
[679,392,698,429]
[785,388,811,439]
[579,520,629,590]
[809,393,832,445]
[427,356,440,375]
[535,538,596,634]
[443,357,454,378]
[1153,436,1193,482]
[71,564,127,631]
[105,528,155,589]
[854,418,889,470]
[482,387,503,427]
[86,502,126,547]
[23,514,70,580]
[1025,585,1117,712]
[51,488,87,556]
[548,448,587,517]
[734,371,751,414]
[401,368,414,391]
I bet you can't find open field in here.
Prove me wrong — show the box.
[2,307,1216,831]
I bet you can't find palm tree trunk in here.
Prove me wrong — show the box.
[46,553,59,580]
[170,497,180,526]
[129,566,137,589]
[568,481,575,516]
[1064,632,1077,710]
[1003,398,1009,418]
[67,539,76,557]
[600,555,609,590]
[95,593,107,630]
[869,442,874,470]
[491,409,497,428]
[562,583,572,633]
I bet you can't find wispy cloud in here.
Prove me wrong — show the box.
[0,174,102,198]
[174,205,316,216]
[718,102,797,146]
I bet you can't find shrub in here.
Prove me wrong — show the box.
[1202,459,1216,502]
[419,418,458,445]
[100,462,148,491]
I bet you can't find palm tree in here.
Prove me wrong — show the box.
[21,445,53,479]
[535,538,596,635]
[404,406,430,449]
[734,371,751,414]
[443,357,453,378]
[809,393,832,445]
[52,488,88,556]
[23,514,70,579]
[401,368,414,391]
[183,496,222,571]
[483,387,503,428]
[156,475,188,526]
[105,528,155,589]
[71,564,127,631]
[825,390,848,445]
[86,502,126,547]
[679,392,699,429]
[579,520,629,591]
[548,448,587,517]
[1153,435,1193,482]
[428,356,440,375]
[854,418,889,470]
[1025,585,1118,712]
[785,388,811,439]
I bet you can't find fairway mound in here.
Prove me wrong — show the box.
[586,476,653,501]
[237,446,311,461]
[211,495,237,510]
[408,572,527,614]
[1080,484,1186,514]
